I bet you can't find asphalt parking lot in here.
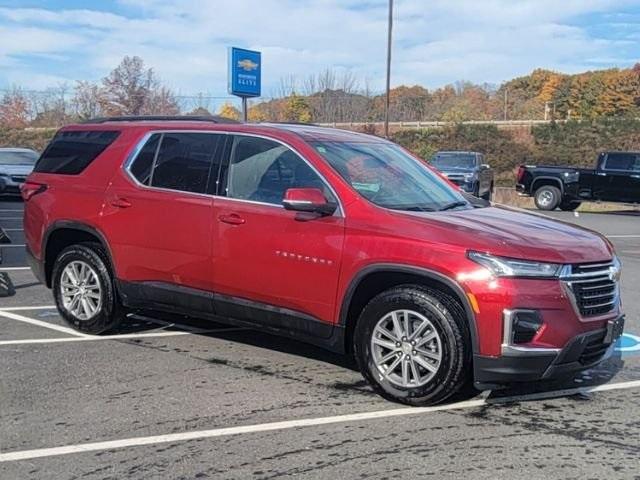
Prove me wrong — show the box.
[1,198,639,479]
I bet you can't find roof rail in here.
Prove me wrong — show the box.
[81,115,240,124]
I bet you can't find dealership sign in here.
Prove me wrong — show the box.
[228,47,261,98]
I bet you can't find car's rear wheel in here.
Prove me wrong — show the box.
[354,285,472,406]
[559,200,581,211]
[52,243,125,334]
[534,185,561,210]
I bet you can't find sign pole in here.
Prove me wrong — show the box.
[384,0,394,138]
[242,97,248,122]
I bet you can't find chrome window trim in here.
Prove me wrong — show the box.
[122,129,344,217]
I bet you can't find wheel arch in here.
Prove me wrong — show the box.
[42,221,115,288]
[532,177,564,194]
[339,264,479,355]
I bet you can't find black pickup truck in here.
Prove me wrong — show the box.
[516,151,640,211]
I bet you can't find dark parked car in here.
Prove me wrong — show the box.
[0,148,39,196]
[430,151,493,200]
[517,151,640,211]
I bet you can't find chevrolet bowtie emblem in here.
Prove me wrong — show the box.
[237,59,259,71]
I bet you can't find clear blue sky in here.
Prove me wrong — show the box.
[1,0,639,98]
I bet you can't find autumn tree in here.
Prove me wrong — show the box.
[99,56,178,116]
[0,87,30,128]
[218,102,241,120]
[72,81,103,120]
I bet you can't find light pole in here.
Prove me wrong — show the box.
[384,0,394,138]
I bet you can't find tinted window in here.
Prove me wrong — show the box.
[0,150,38,165]
[225,136,335,205]
[606,153,640,172]
[130,134,161,185]
[430,153,477,169]
[151,133,221,194]
[313,141,468,211]
[34,130,119,174]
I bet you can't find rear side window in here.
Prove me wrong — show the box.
[130,134,161,185]
[605,153,640,172]
[34,130,120,175]
[128,132,223,194]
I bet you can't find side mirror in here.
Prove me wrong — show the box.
[282,188,337,216]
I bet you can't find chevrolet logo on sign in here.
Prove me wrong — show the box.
[237,59,259,71]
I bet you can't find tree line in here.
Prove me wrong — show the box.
[1,56,639,128]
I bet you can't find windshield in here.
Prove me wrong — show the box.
[430,153,477,169]
[311,141,470,212]
[0,150,39,165]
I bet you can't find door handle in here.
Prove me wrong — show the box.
[218,213,245,225]
[110,197,132,208]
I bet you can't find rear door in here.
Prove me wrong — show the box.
[211,134,345,334]
[100,131,224,313]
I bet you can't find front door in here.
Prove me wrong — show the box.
[211,134,345,336]
[100,131,224,313]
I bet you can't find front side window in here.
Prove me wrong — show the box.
[224,136,335,205]
[606,153,640,172]
[34,130,120,175]
[313,141,469,212]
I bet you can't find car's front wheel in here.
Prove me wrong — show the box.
[52,243,125,334]
[354,285,472,406]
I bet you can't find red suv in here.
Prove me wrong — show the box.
[23,117,625,405]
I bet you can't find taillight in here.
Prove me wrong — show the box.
[20,181,47,201]
[516,166,525,183]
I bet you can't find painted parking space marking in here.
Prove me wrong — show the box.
[616,333,640,354]
[607,235,640,238]
[0,305,55,310]
[1,380,639,463]
[0,244,26,248]
[0,310,89,337]
[0,267,31,272]
[0,327,246,346]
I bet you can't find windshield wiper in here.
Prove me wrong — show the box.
[438,201,468,211]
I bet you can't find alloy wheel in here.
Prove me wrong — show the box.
[60,260,102,320]
[370,309,443,388]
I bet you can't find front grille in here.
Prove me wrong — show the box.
[579,329,609,365]
[10,175,26,183]
[563,262,619,318]
[445,175,465,186]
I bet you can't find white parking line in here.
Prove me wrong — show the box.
[2,228,23,232]
[0,310,89,337]
[0,267,31,272]
[0,210,22,212]
[0,305,55,310]
[0,217,22,220]
[608,235,640,238]
[0,327,245,346]
[0,244,25,247]
[1,379,639,463]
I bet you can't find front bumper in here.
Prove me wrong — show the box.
[474,315,625,385]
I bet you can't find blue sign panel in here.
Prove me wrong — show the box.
[228,47,261,98]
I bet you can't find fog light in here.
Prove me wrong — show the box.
[504,309,543,345]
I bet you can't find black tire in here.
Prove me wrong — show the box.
[52,242,125,334]
[559,200,581,211]
[534,185,561,211]
[354,285,472,406]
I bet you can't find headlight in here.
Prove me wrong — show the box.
[464,173,475,182]
[467,251,563,278]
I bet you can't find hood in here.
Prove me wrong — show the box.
[0,164,34,176]
[399,205,612,264]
